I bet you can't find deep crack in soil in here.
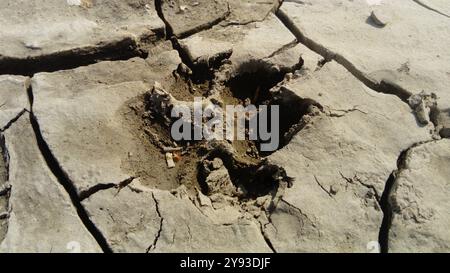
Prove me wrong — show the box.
[29,112,112,253]
[0,133,10,241]
[0,38,154,76]
[378,141,434,253]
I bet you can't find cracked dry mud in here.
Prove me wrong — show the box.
[0,0,449,253]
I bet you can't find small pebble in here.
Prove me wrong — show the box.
[166,153,176,168]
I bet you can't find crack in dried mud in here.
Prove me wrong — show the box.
[378,140,437,253]
[27,85,111,253]
[412,0,450,18]
[155,0,231,39]
[0,132,11,242]
[0,38,152,77]
[79,177,137,201]
[276,9,414,103]
[0,0,445,253]
[147,192,164,253]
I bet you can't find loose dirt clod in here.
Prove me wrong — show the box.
[408,91,438,126]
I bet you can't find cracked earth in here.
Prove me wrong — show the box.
[0,0,449,253]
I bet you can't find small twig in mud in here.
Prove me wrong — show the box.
[0,102,6,109]
[162,147,183,152]
[144,128,167,150]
